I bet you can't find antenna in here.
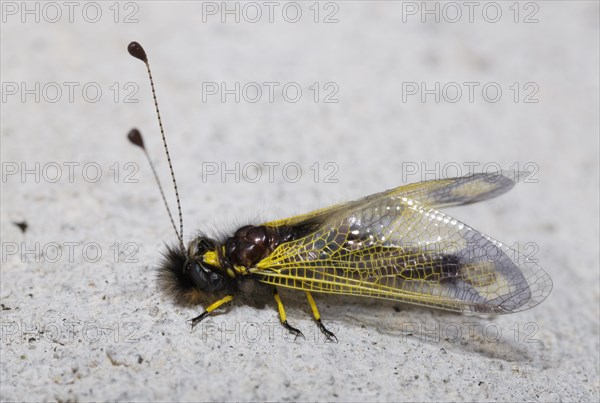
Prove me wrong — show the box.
[127,41,185,252]
[127,129,184,251]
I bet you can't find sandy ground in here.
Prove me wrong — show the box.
[1,1,598,401]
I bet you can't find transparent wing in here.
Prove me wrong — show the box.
[264,171,527,228]
[389,170,528,209]
[254,191,552,314]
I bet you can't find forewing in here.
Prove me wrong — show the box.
[254,193,552,314]
[387,170,527,209]
[264,171,526,228]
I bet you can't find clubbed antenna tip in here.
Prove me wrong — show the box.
[127,128,145,149]
[128,42,148,63]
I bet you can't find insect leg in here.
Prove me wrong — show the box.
[187,294,234,329]
[273,288,305,340]
[305,291,338,342]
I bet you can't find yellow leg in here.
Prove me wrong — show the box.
[305,291,321,320]
[205,295,234,313]
[305,291,337,342]
[273,288,304,340]
[188,294,234,328]
[273,288,288,322]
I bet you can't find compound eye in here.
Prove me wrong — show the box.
[188,262,225,292]
[188,262,210,291]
